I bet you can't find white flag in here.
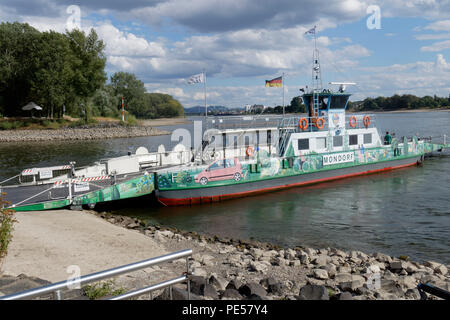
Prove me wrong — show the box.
[305,26,316,34]
[187,73,204,84]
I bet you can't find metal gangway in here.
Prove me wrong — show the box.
[0,249,192,300]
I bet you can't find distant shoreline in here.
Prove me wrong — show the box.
[350,108,450,114]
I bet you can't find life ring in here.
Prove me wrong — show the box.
[246,146,254,157]
[349,116,357,128]
[363,115,371,128]
[315,117,325,130]
[298,117,308,130]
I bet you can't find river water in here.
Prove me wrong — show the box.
[0,112,449,264]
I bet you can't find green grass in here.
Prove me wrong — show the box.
[83,280,126,300]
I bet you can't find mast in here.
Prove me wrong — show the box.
[282,72,285,117]
[203,69,207,120]
[310,26,322,119]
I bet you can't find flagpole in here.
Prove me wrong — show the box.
[282,72,285,117]
[203,69,207,120]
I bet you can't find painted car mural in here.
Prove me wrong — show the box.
[154,137,442,192]
[195,157,243,185]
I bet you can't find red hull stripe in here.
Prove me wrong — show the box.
[157,161,418,206]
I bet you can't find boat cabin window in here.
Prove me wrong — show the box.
[209,161,225,171]
[329,95,349,109]
[333,136,343,147]
[298,138,309,150]
[225,158,235,168]
[349,135,358,146]
[316,137,327,149]
[364,133,372,144]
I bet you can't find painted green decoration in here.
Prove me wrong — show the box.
[13,199,70,212]
[75,173,155,205]
[156,138,441,192]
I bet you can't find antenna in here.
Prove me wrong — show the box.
[328,82,356,93]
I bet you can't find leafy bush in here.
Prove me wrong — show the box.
[0,194,16,261]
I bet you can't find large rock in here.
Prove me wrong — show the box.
[238,283,267,298]
[285,249,297,260]
[249,248,264,260]
[298,285,329,300]
[380,279,404,297]
[334,273,353,284]
[203,284,219,299]
[311,255,330,267]
[324,264,337,278]
[339,275,366,292]
[259,277,283,295]
[189,275,207,295]
[298,253,310,265]
[434,265,448,276]
[221,288,242,300]
[390,261,408,272]
[249,261,268,273]
[405,288,421,300]
[337,292,353,300]
[397,276,417,290]
[331,248,348,258]
[313,269,329,280]
[304,248,317,256]
[373,252,392,263]
[208,274,228,291]
[226,279,243,291]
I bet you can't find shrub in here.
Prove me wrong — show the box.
[0,194,16,262]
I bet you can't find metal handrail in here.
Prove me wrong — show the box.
[0,249,192,300]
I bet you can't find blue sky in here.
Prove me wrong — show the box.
[1,0,450,108]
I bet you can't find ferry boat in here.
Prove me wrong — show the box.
[153,95,448,206]
[152,36,449,206]
[1,33,448,211]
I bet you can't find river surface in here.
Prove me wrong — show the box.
[0,112,449,264]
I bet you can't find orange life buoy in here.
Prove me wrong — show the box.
[363,115,371,128]
[315,117,325,130]
[246,146,254,157]
[349,116,357,128]
[298,117,308,130]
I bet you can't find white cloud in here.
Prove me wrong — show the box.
[415,33,450,40]
[424,19,450,31]
[353,54,450,100]
[95,22,165,57]
[420,40,450,52]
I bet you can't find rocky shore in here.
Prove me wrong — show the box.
[0,125,169,142]
[93,212,449,301]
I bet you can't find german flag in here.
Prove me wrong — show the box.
[265,76,282,87]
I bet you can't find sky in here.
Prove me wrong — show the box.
[1,0,450,108]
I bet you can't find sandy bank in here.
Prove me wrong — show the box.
[0,210,167,283]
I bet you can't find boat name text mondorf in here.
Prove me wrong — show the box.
[322,152,354,166]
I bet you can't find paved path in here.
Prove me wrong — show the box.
[1,210,166,283]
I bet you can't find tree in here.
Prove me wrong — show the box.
[0,22,41,116]
[30,31,72,118]
[66,28,106,122]
[286,96,306,113]
[109,72,146,118]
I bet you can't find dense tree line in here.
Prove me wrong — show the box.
[349,94,450,111]
[0,22,183,120]
[249,96,306,114]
